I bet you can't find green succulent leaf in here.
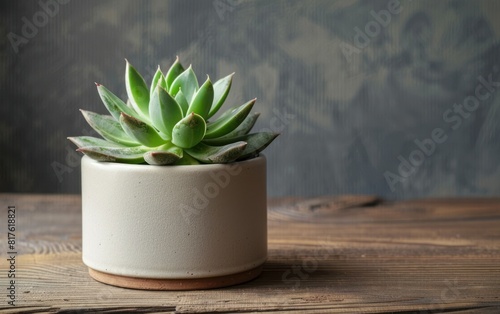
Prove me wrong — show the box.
[171,113,206,148]
[174,154,201,165]
[164,56,185,90]
[96,84,141,121]
[186,76,213,119]
[125,60,150,119]
[126,99,134,110]
[169,65,198,103]
[204,99,255,139]
[202,132,278,155]
[77,146,148,164]
[206,112,260,141]
[68,136,127,149]
[150,66,164,96]
[208,73,234,119]
[119,112,166,147]
[159,76,168,90]
[238,132,280,160]
[186,141,247,164]
[80,110,137,146]
[233,132,279,160]
[200,132,278,160]
[174,90,189,115]
[72,57,278,166]
[143,145,183,165]
[149,86,183,138]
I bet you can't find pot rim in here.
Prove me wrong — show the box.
[82,153,265,172]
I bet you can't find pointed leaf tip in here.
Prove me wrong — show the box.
[169,65,199,102]
[80,110,137,146]
[207,72,235,118]
[125,60,150,119]
[149,84,183,137]
[203,112,260,143]
[186,76,213,119]
[204,98,255,139]
[186,141,247,164]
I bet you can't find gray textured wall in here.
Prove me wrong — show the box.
[1,0,500,199]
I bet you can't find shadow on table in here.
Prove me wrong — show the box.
[230,258,384,290]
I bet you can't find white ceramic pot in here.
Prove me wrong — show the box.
[81,155,267,290]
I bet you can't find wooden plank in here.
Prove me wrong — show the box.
[0,194,499,313]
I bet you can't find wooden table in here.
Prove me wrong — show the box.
[0,194,499,313]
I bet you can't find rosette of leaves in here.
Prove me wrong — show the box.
[68,58,278,165]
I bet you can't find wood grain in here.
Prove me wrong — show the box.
[0,194,499,313]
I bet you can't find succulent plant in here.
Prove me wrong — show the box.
[68,57,279,165]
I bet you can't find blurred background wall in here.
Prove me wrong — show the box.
[1,0,500,199]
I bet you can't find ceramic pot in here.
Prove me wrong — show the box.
[81,155,267,290]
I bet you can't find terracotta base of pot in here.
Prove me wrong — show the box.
[88,265,264,290]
